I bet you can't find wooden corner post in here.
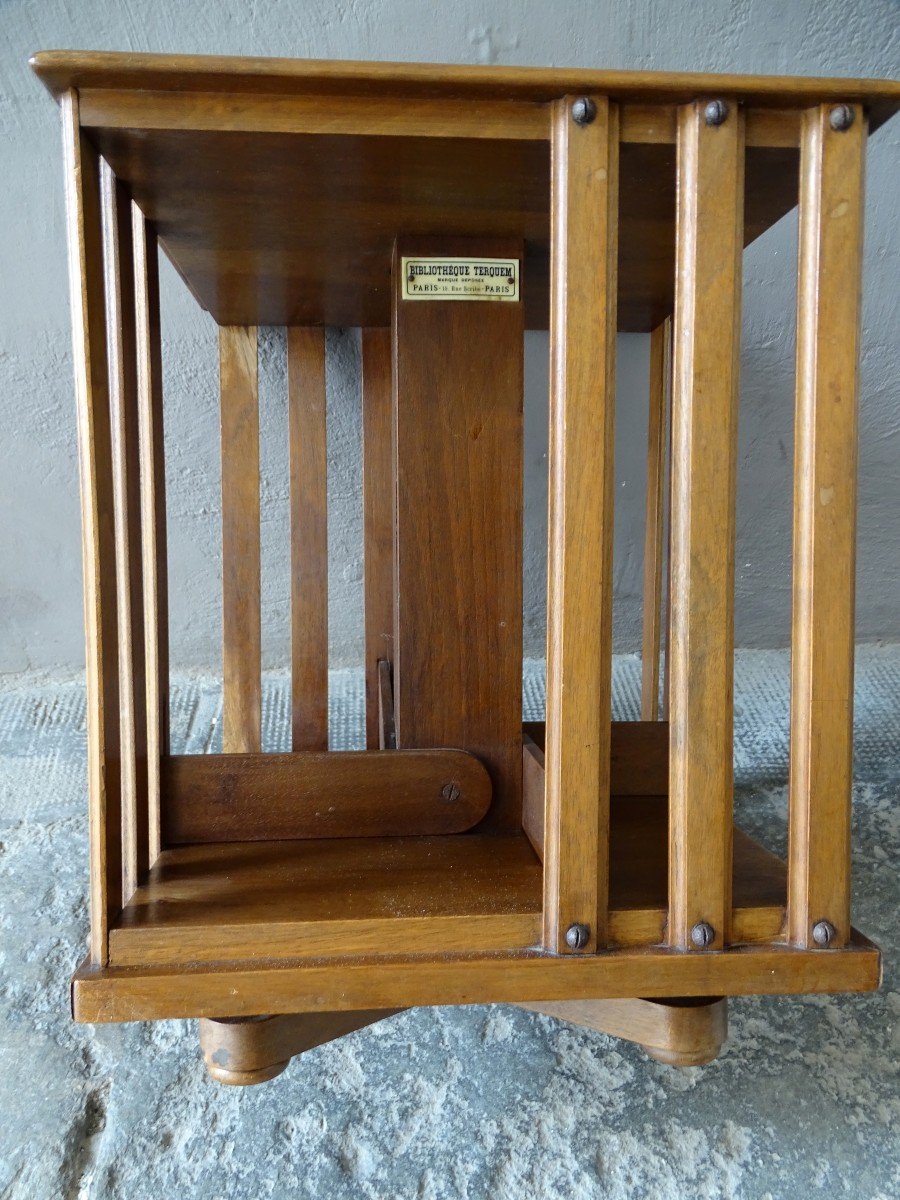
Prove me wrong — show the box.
[61,90,122,964]
[668,98,744,952]
[788,103,865,950]
[544,95,618,955]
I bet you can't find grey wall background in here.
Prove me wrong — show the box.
[1,0,897,677]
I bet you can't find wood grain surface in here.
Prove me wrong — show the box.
[392,236,523,833]
[788,103,865,950]
[160,749,493,842]
[668,99,744,952]
[287,327,329,751]
[543,96,618,954]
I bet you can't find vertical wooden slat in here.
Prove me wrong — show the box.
[102,163,148,900]
[287,327,329,751]
[788,103,865,950]
[668,99,744,952]
[641,316,671,721]
[220,325,261,754]
[133,205,168,863]
[362,328,394,750]
[544,96,618,955]
[61,91,122,964]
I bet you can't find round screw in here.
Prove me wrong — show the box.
[829,103,854,132]
[565,923,590,950]
[571,97,597,126]
[704,99,729,127]
[812,919,836,947]
[691,921,716,948]
[440,782,461,803]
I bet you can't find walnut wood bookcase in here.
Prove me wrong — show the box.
[33,51,899,1085]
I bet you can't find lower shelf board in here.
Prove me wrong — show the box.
[108,799,789,968]
[111,834,543,965]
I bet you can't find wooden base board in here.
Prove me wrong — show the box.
[73,931,880,1024]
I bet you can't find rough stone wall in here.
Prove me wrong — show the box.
[2,0,897,674]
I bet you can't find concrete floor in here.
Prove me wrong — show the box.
[1,648,897,1199]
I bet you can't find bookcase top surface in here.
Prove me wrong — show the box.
[32,52,899,331]
[30,51,900,117]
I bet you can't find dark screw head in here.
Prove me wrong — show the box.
[704,99,730,127]
[690,921,716,948]
[565,923,590,950]
[571,97,597,126]
[440,782,461,803]
[829,103,855,132]
[812,919,836,947]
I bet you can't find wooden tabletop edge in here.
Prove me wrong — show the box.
[28,50,900,130]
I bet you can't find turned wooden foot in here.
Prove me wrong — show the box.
[517,996,727,1066]
[200,1009,402,1086]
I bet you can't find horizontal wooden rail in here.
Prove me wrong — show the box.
[77,88,804,148]
[161,749,492,842]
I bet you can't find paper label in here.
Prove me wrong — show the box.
[401,256,519,302]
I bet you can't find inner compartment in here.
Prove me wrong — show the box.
[89,115,803,964]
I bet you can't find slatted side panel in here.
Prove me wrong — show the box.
[544,96,619,955]
[61,91,123,965]
[362,328,394,750]
[287,328,329,752]
[668,98,744,953]
[219,325,261,754]
[101,162,148,902]
[133,206,168,864]
[788,104,865,950]
[641,316,671,722]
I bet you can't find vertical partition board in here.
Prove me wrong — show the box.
[102,165,148,901]
[641,317,671,722]
[544,97,619,954]
[362,328,394,750]
[220,325,261,754]
[392,236,523,833]
[133,208,168,863]
[287,327,329,751]
[668,100,744,951]
[788,104,865,949]
[61,91,122,964]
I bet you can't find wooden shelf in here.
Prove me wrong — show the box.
[109,799,787,967]
[110,834,544,966]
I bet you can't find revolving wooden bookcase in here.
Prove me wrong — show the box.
[33,51,899,1085]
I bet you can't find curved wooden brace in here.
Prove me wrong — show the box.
[517,996,727,1066]
[200,1009,403,1086]
[200,996,725,1085]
